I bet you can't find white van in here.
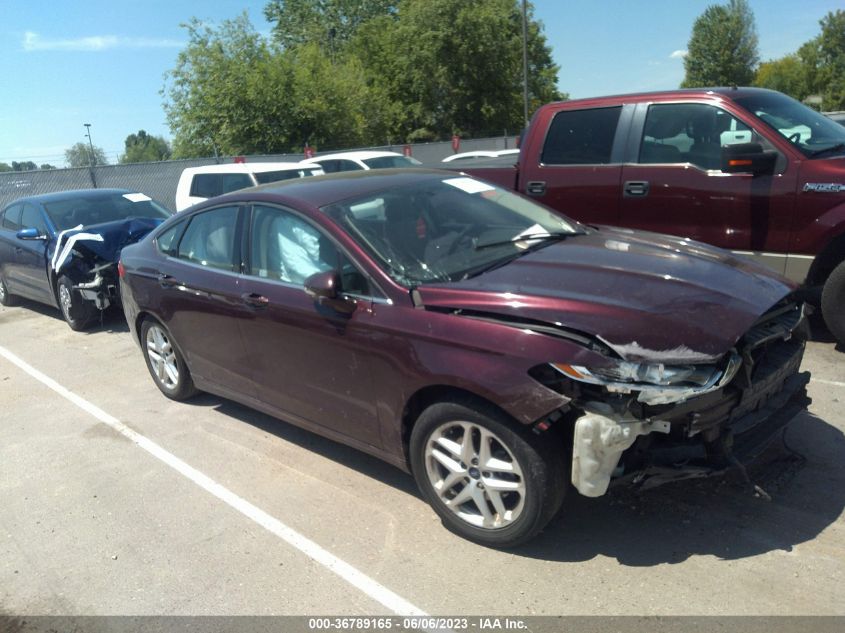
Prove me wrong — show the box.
[175,162,324,211]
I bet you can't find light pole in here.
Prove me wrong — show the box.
[83,123,96,166]
[522,0,530,128]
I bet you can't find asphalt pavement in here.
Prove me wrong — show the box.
[0,300,843,622]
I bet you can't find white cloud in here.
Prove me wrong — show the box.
[23,31,182,52]
[669,49,688,59]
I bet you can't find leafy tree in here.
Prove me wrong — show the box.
[264,0,397,51]
[352,0,562,140]
[65,142,108,167]
[753,54,808,99]
[164,14,302,157]
[11,161,38,171]
[682,0,759,87]
[40,164,56,170]
[120,130,172,163]
[0,163,12,172]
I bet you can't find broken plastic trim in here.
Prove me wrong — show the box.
[552,352,742,405]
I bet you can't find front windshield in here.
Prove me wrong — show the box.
[322,175,579,286]
[362,156,423,169]
[45,192,171,231]
[734,91,845,157]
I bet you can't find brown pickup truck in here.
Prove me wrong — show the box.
[458,87,845,344]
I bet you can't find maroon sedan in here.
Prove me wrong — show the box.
[119,169,810,547]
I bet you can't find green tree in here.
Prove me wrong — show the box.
[264,0,397,51]
[753,54,807,99]
[65,142,108,167]
[352,0,562,140]
[164,14,301,157]
[120,130,172,163]
[815,10,845,110]
[0,163,12,172]
[682,0,759,87]
[39,164,56,170]
[11,161,38,171]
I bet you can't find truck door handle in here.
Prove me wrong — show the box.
[241,292,269,308]
[526,181,546,197]
[624,180,650,197]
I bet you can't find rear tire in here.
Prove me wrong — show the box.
[140,319,199,401]
[821,260,845,346]
[410,399,565,548]
[0,275,18,307]
[57,275,95,331]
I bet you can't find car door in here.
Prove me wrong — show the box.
[12,203,53,303]
[619,101,797,265]
[237,203,381,447]
[154,205,256,397]
[519,104,631,226]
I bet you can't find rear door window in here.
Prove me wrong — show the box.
[190,174,220,198]
[541,107,622,165]
[177,206,239,271]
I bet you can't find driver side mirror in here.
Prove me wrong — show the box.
[304,269,357,315]
[721,143,777,176]
[16,227,47,241]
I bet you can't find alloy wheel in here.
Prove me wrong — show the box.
[145,324,180,390]
[59,283,73,321]
[424,421,526,530]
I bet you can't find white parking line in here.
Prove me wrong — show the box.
[0,344,427,617]
[813,378,845,388]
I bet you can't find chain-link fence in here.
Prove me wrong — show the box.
[0,136,515,212]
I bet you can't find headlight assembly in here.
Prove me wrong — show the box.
[552,352,741,405]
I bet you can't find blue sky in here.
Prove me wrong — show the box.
[1,0,841,166]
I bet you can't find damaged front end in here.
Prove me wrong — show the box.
[51,218,162,311]
[531,298,811,497]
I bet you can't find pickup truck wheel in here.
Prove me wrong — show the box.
[0,276,18,307]
[821,259,845,346]
[57,275,95,331]
[140,319,199,401]
[410,400,565,548]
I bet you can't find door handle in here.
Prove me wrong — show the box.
[525,181,546,197]
[14,247,23,254]
[241,292,269,308]
[157,273,177,288]
[624,180,650,197]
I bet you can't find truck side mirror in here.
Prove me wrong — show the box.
[721,143,777,176]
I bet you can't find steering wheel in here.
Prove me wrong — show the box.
[787,132,801,143]
[446,223,483,256]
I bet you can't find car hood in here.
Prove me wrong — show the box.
[52,217,164,265]
[416,227,795,363]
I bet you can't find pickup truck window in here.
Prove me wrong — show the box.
[541,106,621,165]
[639,103,755,170]
[734,92,845,158]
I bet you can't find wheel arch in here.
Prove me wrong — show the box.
[807,230,845,287]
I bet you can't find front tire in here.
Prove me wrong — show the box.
[140,319,199,401]
[57,275,95,331]
[410,399,565,548]
[821,260,845,346]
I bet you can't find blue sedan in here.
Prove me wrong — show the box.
[0,188,171,330]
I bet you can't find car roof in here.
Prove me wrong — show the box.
[219,168,458,209]
[3,188,138,207]
[180,162,316,176]
[303,150,404,163]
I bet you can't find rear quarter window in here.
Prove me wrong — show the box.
[541,106,622,165]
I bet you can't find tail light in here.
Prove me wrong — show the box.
[117,260,126,278]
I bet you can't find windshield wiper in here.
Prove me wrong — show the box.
[474,231,580,251]
[808,143,845,158]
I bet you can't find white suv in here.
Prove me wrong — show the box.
[175,162,323,211]
[301,151,421,173]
